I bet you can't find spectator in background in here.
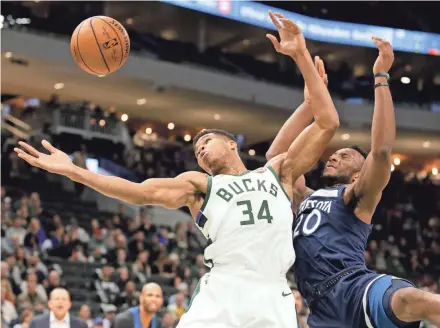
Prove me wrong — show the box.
[2,278,16,305]
[7,216,27,245]
[128,230,149,260]
[94,264,119,304]
[78,304,93,328]
[67,218,90,244]
[92,318,104,328]
[45,270,66,296]
[131,251,152,283]
[106,234,127,265]
[167,292,187,320]
[114,249,128,269]
[116,280,139,310]
[29,192,43,218]
[26,254,48,281]
[101,304,117,328]
[2,279,18,325]
[161,312,177,328]
[24,218,45,252]
[114,283,163,328]
[13,309,34,328]
[20,271,47,302]
[17,272,47,313]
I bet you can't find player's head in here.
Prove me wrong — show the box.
[322,145,367,186]
[193,129,240,175]
[139,282,163,315]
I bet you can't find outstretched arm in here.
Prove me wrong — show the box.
[14,141,206,209]
[266,55,328,160]
[266,12,339,182]
[348,37,395,222]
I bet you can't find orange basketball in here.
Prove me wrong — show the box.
[70,16,130,76]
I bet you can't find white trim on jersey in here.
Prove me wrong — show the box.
[311,189,339,198]
[362,274,386,328]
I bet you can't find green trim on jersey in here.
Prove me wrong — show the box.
[185,279,201,313]
[200,175,212,212]
[222,170,251,176]
[267,166,291,201]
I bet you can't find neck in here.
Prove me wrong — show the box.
[217,161,247,176]
[140,309,154,327]
[53,312,66,321]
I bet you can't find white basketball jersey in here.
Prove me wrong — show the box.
[195,167,296,279]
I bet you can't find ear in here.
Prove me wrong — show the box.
[228,140,237,151]
[351,172,360,183]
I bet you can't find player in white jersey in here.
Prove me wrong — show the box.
[14,12,339,328]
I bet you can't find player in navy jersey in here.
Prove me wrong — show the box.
[267,12,440,328]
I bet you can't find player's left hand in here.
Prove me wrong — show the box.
[266,11,307,58]
[372,36,394,74]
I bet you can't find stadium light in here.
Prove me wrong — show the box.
[214,114,221,120]
[401,77,411,84]
[184,134,191,142]
[248,149,256,156]
[433,168,438,176]
[4,52,12,58]
[422,141,431,148]
[168,122,175,130]
[121,114,128,122]
[391,164,395,172]
[341,133,350,140]
[137,98,146,105]
[145,128,152,135]
[54,83,64,90]
[393,157,401,166]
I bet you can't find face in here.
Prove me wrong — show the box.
[194,134,237,175]
[49,271,60,285]
[322,148,364,186]
[27,274,38,292]
[79,305,90,319]
[140,284,163,314]
[49,289,71,318]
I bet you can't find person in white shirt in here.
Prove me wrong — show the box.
[29,288,87,328]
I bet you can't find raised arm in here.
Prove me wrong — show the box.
[14,141,206,210]
[347,37,395,222]
[266,12,339,182]
[266,55,328,160]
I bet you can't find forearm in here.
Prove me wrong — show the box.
[291,51,339,129]
[266,101,313,159]
[371,77,395,155]
[67,166,145,205]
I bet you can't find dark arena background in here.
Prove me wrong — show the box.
[1,1,439,328]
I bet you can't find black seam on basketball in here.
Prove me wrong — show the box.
[89,17,111,74]
[76,21,99,74]
[94,17,124,68]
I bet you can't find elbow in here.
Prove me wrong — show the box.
[371,145,392,163]
[266,150,276,161]
[316,112,340,132]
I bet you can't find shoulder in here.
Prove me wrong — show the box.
[70,316,87,328]
[114,310,134,323]
[30,313,49,324]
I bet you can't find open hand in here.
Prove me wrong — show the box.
[372,36,394,74]
[304,56,328,102]
[266,11,306,57]
[14,140,75,176]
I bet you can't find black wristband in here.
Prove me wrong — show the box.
[374,72,390,80]
[374,82,389,89]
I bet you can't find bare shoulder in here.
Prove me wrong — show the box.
[265,153,287,172]
[177,171,209,192]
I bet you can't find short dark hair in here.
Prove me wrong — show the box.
[350,145,368,159]
[192,129,237,148]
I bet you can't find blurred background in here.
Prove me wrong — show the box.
[1,1,439,328]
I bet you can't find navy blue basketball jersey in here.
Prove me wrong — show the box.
[293,185,374,327]
[294,185,372,288]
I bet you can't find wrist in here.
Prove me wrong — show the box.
[66,165,80,181]
[289,49,309,61]
[374,76,388,84]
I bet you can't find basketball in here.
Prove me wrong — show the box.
[70,16,130,76]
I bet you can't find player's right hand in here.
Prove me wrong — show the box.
[14,140,75,176]
[304,56,328,103]
[266,11,307,58]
